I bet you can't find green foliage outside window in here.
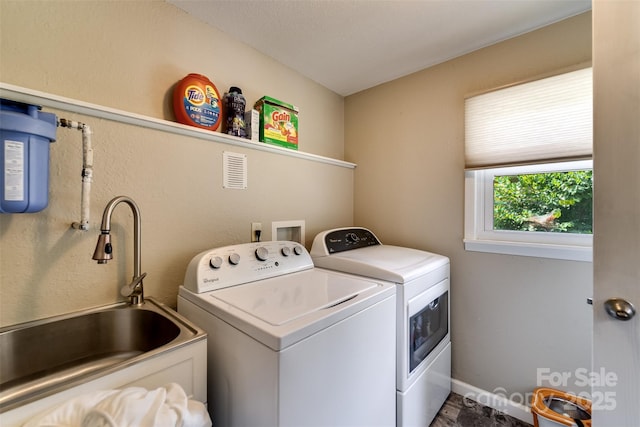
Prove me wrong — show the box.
[493,170,593,233]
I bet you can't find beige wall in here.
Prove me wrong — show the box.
[0,1,350,326]
[346,13,593,397]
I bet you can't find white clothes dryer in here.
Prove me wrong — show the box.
[178,240,396,427]
[311,227,451,427]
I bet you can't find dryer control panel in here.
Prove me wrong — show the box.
[311,227,381,255]
[183,241,312,293]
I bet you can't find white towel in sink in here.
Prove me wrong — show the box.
[22,383,212,427]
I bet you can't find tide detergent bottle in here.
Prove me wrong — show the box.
[173,73,222,131]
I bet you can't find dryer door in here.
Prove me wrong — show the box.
[406,278,450,378]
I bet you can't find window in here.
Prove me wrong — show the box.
[464,67,592,262]
[465,161,592,261]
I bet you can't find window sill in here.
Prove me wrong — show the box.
[464,238,592,262]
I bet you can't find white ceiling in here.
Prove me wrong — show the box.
[168,0,591,96]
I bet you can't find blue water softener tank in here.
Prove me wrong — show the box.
[0,99,57,213]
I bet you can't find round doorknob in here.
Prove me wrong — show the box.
[604,298,636,321]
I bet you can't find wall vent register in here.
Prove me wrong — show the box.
[222,151,247,190]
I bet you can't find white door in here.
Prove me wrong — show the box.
[592,1,640,425]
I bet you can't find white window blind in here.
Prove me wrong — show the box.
[465,67,592,169]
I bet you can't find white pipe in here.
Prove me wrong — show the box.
[59,118,93,231]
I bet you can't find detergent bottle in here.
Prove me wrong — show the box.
[173,73,222,131]
[223,87,247,138]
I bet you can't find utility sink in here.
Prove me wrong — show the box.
[0,298,207,414]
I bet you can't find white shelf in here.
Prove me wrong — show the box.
[0,82,356,169]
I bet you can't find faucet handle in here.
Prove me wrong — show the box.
[120,272,147,297]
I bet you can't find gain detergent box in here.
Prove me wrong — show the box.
[254,96,298,150]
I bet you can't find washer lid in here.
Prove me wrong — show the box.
[312,245,449,283]
[212,269,377,326]
[180,268,395,350]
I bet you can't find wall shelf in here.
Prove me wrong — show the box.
[0,82,356,169]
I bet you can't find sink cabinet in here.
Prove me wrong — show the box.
[0,297,207,427]
[0,338,206,426]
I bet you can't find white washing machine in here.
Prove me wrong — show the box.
[311,228,451,427]
[177,240,396,427]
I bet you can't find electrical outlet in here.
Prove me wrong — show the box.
[251,222,262,242]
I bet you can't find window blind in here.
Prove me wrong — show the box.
[464,67,592,169]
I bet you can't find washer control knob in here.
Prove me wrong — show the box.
[228,253,241,265]
[281,247,291,257]
[346,232,360,243]
[209,256,223,269]
[293,245,304,256]
[255,247,269,261]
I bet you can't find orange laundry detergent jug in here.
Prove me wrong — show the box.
[173,73,222,131]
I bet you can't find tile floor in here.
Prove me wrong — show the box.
[430,393,534,427]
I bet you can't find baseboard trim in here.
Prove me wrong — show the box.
[451,379,533,425]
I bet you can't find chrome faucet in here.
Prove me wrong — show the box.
[92,196,146,305]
